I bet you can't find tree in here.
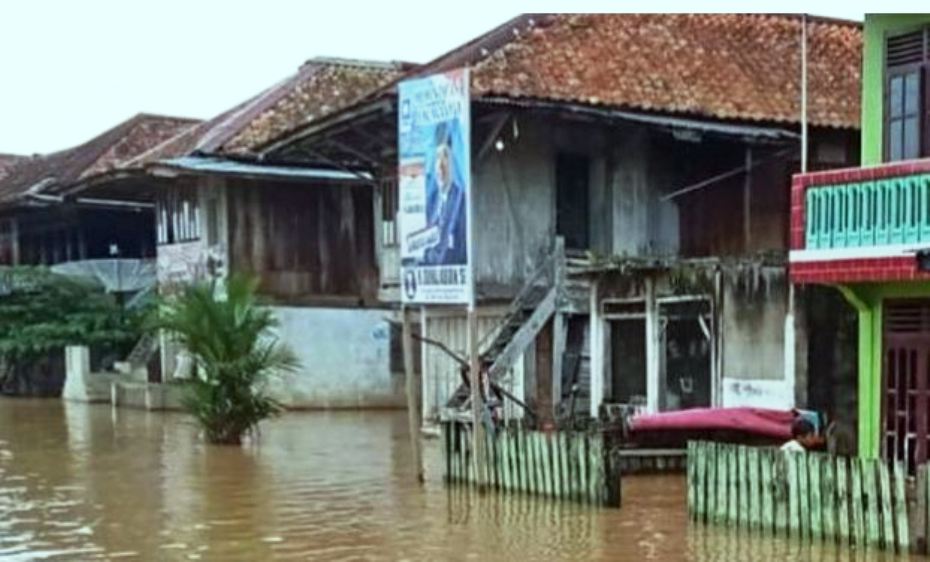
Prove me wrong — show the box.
[0,267,142,396]
[154,275,298,445]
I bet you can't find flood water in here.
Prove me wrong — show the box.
[0,399,919,561]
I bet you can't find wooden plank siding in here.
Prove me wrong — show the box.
[226,179,378,305]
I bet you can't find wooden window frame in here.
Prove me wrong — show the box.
[884,26,930,162]
[156,185,201,246]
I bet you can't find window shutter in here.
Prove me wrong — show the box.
[886,29,926,67]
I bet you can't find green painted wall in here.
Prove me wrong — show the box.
[861,14,930,165]
[840,282,930,458]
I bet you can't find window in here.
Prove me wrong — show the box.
[885,27,930,162]
[381,176,398,247]
[156,186,201,245]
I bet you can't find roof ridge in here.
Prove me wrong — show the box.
[301,57,413,71]
[130,112,203,124]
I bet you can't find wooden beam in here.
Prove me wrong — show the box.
[743,146,753,250]
[476,113,511,162]
[552,312,567,420]
[468,307,488,489]
[488,286,558,380]
[660,148,791,202]
[324,138,382,167]
[402,307,424,483]
[589,279,604,420]
[535,318,555,427]
[645,276,660,413]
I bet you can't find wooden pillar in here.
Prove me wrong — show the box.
[402,306,424,483]
[645,276,661,413]
[552,312,567,422]
[10,218,20,265]
[712,269,723,407]
[419,307,430,425]
[468,306,488,489]
[589,278,604,420]
[743,146,753,251]
[535,318,554,428]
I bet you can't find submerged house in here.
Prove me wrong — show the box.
[66,58,414,408]
[0,114,198,266]
[791,14,930,469]
[263,14,862,427]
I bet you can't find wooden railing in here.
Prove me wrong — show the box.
[442,422,620,507]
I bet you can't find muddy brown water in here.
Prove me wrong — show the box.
[0,399,918,561]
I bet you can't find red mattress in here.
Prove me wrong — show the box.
[629,407,794,440]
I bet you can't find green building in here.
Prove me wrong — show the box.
[791,14,930,468]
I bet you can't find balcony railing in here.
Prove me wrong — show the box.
[804,174,930,250]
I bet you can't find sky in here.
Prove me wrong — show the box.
[0,1,906,155]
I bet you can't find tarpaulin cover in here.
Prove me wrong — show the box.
[51,259,156,293]
[629,407,794,440]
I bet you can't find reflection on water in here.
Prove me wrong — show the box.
[0,398,919,561]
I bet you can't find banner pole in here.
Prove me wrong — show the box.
[402,304,424,483]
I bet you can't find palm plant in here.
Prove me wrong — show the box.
[154,275,298,444]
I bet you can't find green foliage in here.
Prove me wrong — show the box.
[154,275,299,445]
[0,266,141,360]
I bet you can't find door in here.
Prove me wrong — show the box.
[556,154,590,250]
[883,300,930,473]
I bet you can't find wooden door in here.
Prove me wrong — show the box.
[883,300,930,473]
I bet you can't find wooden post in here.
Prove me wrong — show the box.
[467,307,487,490]
[893,461,909,552]
[535,319,555,427]
[837,456,850,545]
[588,279,603,420]
[402,306,424,483]
[743,146,752,250]
[645,276,660,413]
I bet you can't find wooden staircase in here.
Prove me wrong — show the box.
[442,239,573,420]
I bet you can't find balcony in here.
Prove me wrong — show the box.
[790,159,930,284]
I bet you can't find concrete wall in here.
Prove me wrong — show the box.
[719,267,794,409]
[267,306,404,409]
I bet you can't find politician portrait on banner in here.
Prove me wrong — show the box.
[398,69,472,304]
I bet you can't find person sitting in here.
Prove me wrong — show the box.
[781,418,818,453]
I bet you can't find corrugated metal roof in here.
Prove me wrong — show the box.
[152,157,371,182]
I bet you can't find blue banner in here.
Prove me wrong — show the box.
[398,69,472,305]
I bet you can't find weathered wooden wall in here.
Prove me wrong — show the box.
[226,178,378,304]
[0,206,155,266]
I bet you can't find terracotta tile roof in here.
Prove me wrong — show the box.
[0,154,23,181]
[222,58,410,154]
[130,57,410,166]
[0,114,199,203]
[381,14,861,130]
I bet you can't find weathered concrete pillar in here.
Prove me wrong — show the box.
[62,346,91,402]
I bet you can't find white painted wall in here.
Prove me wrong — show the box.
[267,306,404,409]
[721,378,794,410]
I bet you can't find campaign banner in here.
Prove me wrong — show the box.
[398,69,472,305]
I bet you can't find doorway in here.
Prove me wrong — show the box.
[659,298,712,411]
[883,299,930,473]
[556,154,590,251]
[609,318,647,407]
